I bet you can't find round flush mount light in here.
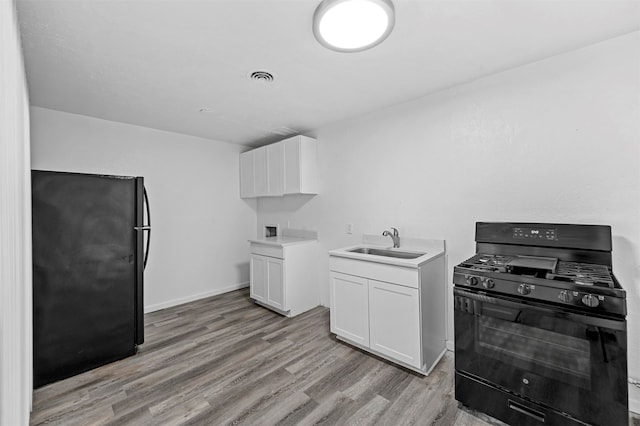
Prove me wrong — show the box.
[313,0,395,52]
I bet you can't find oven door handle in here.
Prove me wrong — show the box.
[454,288,626,330]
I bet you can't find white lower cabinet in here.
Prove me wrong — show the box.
[329,253,446,375]
[249,240,318,317]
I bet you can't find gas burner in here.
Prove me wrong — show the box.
[477,255,514,266]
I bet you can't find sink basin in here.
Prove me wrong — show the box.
[348,247,425,259]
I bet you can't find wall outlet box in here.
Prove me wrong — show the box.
[346,223,354,234]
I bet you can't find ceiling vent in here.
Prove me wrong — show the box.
[271,127,299,137]
[249,70,275,83]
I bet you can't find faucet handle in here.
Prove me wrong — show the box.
[391,227,398,236]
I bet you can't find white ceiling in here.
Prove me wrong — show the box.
[16,0,640,147]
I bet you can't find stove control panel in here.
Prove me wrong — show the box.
[513,226,557,241]
[455,270,626,316]
[476,222,612,251]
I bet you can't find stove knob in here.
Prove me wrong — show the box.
[466,276,478,286]
[582,294,600,308]
[558,290,573,303]
[483,278,495,289]
[517,284,531,295]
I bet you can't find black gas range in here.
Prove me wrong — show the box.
[454,222,628,426]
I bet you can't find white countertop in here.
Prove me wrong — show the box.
[249,227,318,247]
[249,236,317,247]
[329,237,445,268]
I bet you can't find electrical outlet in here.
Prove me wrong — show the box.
[346,223,354,234]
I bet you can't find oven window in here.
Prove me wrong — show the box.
[477,315,591,388]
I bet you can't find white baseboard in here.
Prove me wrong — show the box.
[446,339,454,352]
[144,282,249,313]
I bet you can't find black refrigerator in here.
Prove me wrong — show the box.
[32,170,150,388]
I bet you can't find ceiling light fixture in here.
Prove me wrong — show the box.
[313,0,395,52]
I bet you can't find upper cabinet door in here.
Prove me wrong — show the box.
[297,136,318,194]
[284,136,318,195]
[239,151,255,198]
[267,143,284,196]
[253,147,268,196]
[284,137,301,194]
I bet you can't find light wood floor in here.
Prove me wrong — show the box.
[30,288,638,426]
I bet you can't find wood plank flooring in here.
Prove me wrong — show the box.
[30,288,638,426]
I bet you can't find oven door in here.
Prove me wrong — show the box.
[454,287,627,426]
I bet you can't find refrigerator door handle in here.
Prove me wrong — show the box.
[142,186,151,270]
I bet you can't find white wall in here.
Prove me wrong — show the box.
[258,32,640,410]
[0,0,32,424]
[30,107,257,312]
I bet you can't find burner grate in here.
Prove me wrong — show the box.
[459,254,515,273]
[547,262,614,288]
[459,254,615,288]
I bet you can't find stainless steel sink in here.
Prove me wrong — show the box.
[348,247,425,259]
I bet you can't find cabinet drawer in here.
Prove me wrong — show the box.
[329,256,419,289]
[250,243,284,259]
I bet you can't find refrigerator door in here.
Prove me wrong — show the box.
[134,177,147,345]
[32,170,142,387]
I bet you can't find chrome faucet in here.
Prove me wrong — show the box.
[382,227,400,248]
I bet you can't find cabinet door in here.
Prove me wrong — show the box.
[283,137,300,194]
[368,280,421,369]
[330,272,369,347]
[250,255,267,302]
[267,143,284,195]
[298,137,318,194]
[239,151,255,198]
[266,257,285,310]
[253,147,268,196]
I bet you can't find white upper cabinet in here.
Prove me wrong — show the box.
[239,135,318,198]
